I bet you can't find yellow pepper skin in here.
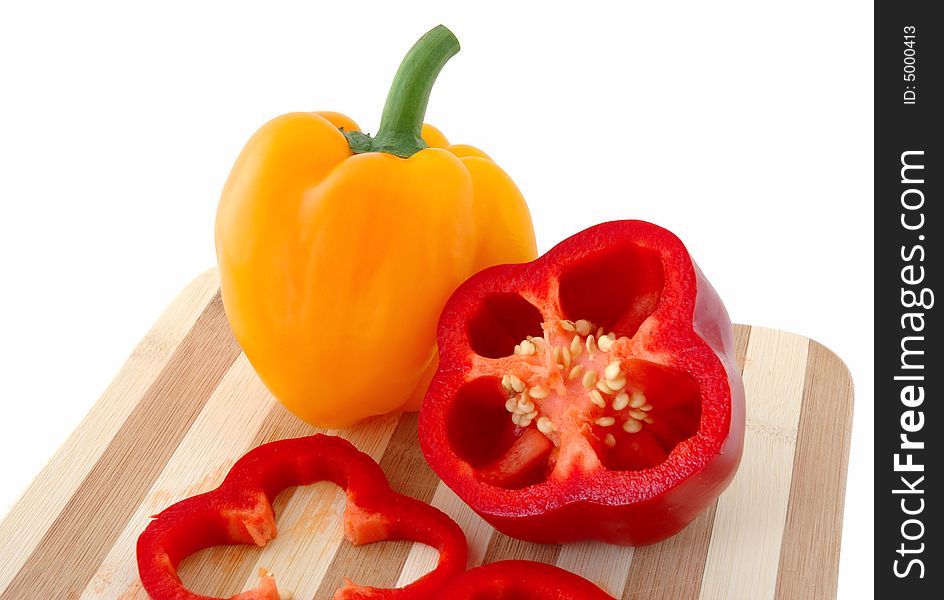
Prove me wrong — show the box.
[215,26,537,428]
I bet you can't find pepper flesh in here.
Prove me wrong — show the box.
[419,220,745,545]
[447,560,614,599]
[215,25,537,428]
[136,434,468,600]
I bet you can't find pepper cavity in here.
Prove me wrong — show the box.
[437,234,714,490]
[450,305,703,489]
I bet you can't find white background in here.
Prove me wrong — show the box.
[0,1,872,597]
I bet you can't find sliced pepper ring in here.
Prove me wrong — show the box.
[136,434,468,600]
[447,560,613,599]
[420,220,745,546]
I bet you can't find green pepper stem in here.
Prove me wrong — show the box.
[344,25,460,158]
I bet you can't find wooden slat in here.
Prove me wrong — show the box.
[1,289,241,600]
[557,541,634,597]
[699,328,809,599]
[483,533,560,565]
[733,323,751,372]
[0,270,219,595]
[377,414,440,501]
[774,341,853,599]
[622,503,718,600]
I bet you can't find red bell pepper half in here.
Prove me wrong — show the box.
[419,220,745,545]
[448,560,614,599]
[136,434,468,600]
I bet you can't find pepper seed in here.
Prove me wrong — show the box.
[612,392,629,411]
[575,319,592,336]
[509,375,526,393]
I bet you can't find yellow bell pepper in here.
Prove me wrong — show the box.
[215,25,537,428]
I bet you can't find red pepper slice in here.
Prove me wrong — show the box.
[419,220,745,545]
[447,560,613,599]
[136,434,468,599]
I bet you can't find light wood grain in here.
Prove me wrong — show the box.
[557,542,635,597]
[700,328,809,600]
[0,274,853,600]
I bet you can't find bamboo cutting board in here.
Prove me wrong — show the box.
[0,270,853,600]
